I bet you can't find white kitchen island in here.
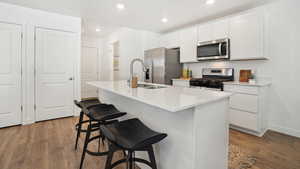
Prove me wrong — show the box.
[88,81,232,169]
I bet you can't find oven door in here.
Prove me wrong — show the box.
[197,38,229,61]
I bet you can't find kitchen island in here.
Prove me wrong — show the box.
[88,81,232,169]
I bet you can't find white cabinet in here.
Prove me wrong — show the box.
[172,79,190,87]
[179,26,198,63]
[198,19,229,42]
[229,10,265,60]
[212,19,229,40]
[197,23,213,42]
[160,31,180,49]
[224,83,270,136]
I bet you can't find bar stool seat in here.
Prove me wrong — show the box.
[79,104,127,169]
[74,98,101,150]
[101,118,167,169]
[85,104,126,122]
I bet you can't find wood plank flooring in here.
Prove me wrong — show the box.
[0,117,299,169]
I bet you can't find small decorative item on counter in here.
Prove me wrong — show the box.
[181,67,192,79]
[131,76,138,88]
[239,69,251,82]
[249,70,256,84]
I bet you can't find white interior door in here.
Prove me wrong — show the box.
[81,46,99,99]
[0,22,22,128]
[35,28,76,121]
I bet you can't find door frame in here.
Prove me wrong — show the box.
[34,26,81,120]
[81,45,100,99]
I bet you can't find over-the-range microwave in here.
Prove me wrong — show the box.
[197,38,230,61]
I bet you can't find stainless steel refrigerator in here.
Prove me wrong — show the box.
[144,47,182,85]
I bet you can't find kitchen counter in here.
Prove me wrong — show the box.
[172,78,190,81]
[88,80,231,169]
[223,81,271,87]
[87,81,231,112]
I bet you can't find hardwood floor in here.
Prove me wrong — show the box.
[0,117,299,169]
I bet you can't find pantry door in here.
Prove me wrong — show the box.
[81,46,99,99]
[35,28,76,121]
[0,22,22,128]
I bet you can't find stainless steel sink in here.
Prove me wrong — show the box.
[137,84,167,89]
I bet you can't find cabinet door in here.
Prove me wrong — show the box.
[179,26,198,63]
[172,80,190,87]
[160,31,180,48]
[212,19,229,39]
[229,109,258,131]
[197,23,212,42]
[229,10,264,60]
[229,93,258,113]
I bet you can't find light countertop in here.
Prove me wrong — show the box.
[172,78,191,81]
[223,81,271,87]
[87,81,232,112]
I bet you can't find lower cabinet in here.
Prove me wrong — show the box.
[172,79,190,87]
[229,108,258,132]
[224,83,270,136]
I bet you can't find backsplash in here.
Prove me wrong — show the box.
[184,60,272,82]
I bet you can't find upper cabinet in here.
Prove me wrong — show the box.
[179,26,198,63]
[160,31,180,49]
[197,23,213,42]
[160,8,267,63]
[198,19,229,42]
[212,19,229,40]
[229,10,266,60]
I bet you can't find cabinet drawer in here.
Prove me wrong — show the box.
[172,80,190,87]
[229,108,258,131]
[229,93,258,113]
[224,85,258,95]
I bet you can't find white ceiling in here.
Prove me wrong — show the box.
[0,0,274,35]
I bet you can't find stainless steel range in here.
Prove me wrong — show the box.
[190,68,234,91]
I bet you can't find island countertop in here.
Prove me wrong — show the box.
[87,80,232,112]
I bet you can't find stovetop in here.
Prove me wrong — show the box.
[189,68,234,91]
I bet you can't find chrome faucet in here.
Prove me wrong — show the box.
[129,58,147,86]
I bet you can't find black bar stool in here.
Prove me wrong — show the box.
[74,98,101,150]
[79,104,127,169]
[100,118,167,169]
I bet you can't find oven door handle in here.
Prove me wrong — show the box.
[218,43,222,56]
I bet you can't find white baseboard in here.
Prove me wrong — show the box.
[22,120,35,125]
[269,125,300,138]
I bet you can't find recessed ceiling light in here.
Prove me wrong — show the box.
[206,0,215,5]
[96,28,101,32]
[161,18,168,23]
[116,3,125,10]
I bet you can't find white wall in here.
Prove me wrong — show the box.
[0,2,81,124]
[184,0,300,137]
[100,28,161,81]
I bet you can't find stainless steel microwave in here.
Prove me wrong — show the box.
[197,38,230,61]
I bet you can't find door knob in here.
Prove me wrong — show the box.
[69,77,73,81]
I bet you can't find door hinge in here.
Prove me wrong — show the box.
[21,105,23,112]
[34,104,37,110]
[21,33,23,39]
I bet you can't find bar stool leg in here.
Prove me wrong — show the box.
[128,151,133,169]
[98,128,102,152]
[105,144,116,169]
[75,111,84,150]
[147,146,157,169]
[79,122,91,169]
